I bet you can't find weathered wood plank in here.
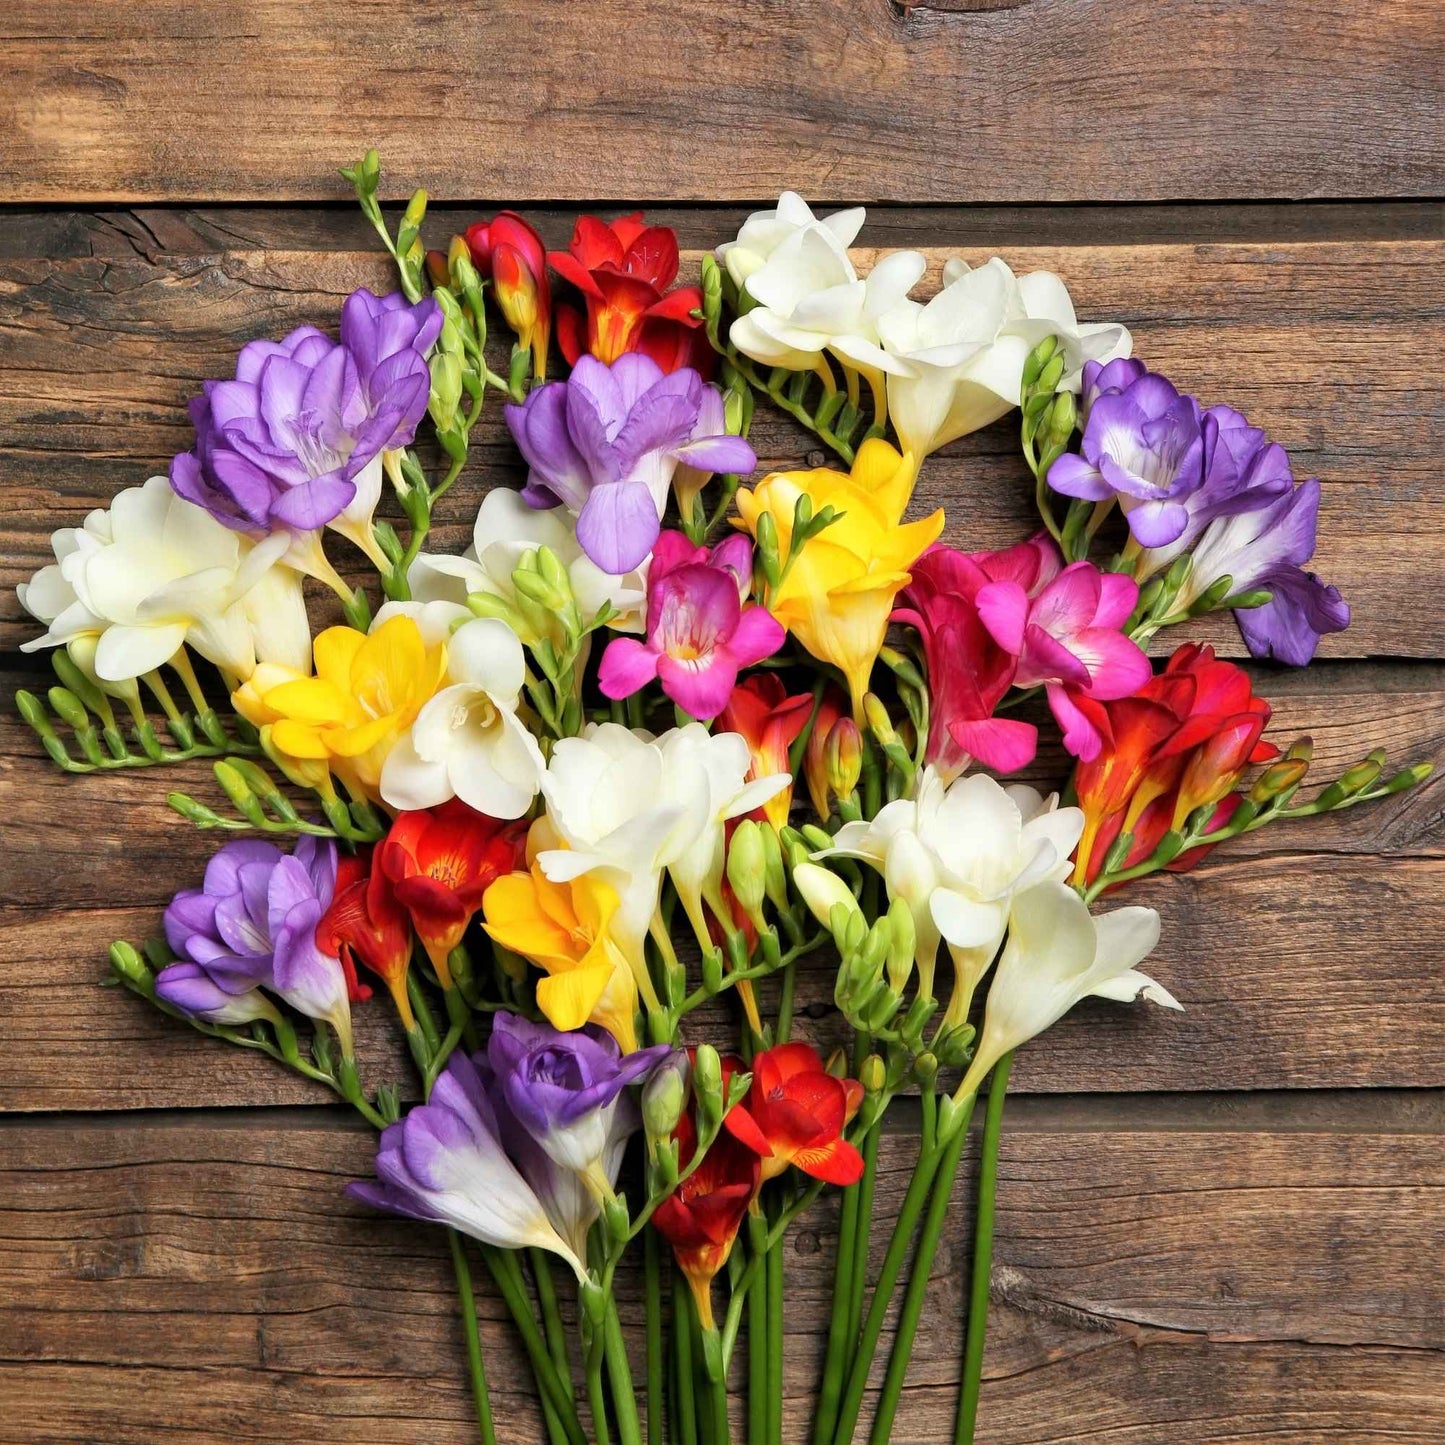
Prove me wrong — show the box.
[0,1112,1439,1442]
[2,846,1441,1111]
[1,1,1441,204]
[2,239,1440,656]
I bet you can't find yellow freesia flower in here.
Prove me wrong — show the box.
[234,616,445,801]
[735,439,944,721]
[482,862,641,1053]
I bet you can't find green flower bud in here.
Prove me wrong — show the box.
[913,1051,939,1087]
[1383,762,1434,793]
[1286,737,1314,764]
[825,718,864,801]
[862,693,896,748]
[759,824,789,914]
[1188,574,1234,616]
[1249,757,1310,803]
[860,1054,886,1095]
[885,897,914,992]
[1339,757,1384,794]
[429,351,463,430]
[693,1045,724,1133]
[643,1054,690,1139]
[108,939,154,992]
[756,510,782,591]
[1021,335,1059,391]
[603,1195,631,1245]
[701,948,724,996]
[1045,389,1077,449]
[726,819,768,924]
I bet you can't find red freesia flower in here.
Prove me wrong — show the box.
[1072,643,1280,882]
[464,212,552,379]
[723,1042,865,1186]
[318,850,413,1025]
[653,1107,761,1329]
[892,537,1059,781]
[547,214,710,374]
[378,801,527,988]
[719,675,815,829]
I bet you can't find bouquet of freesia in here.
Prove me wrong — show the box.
[14,155,1432,1445]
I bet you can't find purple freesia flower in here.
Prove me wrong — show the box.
[161,836,351,1053]
[347,1051,591,1279]
[487,1012,673,1189]
[1048,365,1206,546]
[505,354,756,575]
[170,289,440,553]
[154,962,280,1026]
[1136,402,1350,665]
[1078,356,1148,426]
[597,530,785,719]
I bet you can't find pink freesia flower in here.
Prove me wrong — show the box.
[975,560,1152,761]
[718,674,815,829]
[892,537,1058,780]
[598,532,785,720]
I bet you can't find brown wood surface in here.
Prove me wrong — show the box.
[2,3,1444,1436]
[2,1,1443,204]
[2,1106,1441,1444]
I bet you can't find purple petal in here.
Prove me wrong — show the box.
[1047,452,1113,501]
[270,474,357,530]
[576,481,661,575]
[1124,498,1191,547]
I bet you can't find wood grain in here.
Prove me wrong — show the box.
[2,239,1441,657]
[0,1110,1439,1443]
[2,1,1442,204]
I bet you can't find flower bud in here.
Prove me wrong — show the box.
[1383,762,1434,793]
[885,897,915,992]
[758,823,789,915]
[1339,757,1384,795]
[755,510,782,591]
[913,1051,939,1087]
[643,1053,690,1139]
[701,947,724,996]
[108,939,154,992]
[604,1194,631,1246]
[1287,737,1314,764]
[1021,334,1059,391]
[860,1054,886,1095]
[824,1047,848,1079]
[726,820,768,925]
[692,1045,724,1134]
[425,249,450,289]
[1248,757,1309,804]
[792,863,862,938]
[862,693,896,748]
[825,718,863,802]
[429,352,463,430]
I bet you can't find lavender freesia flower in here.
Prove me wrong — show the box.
[505,354,756,575]
[1137,402,1349,664]
[1078,356,1148,427]
[154,962,281,1026]
[346,1051,593,1279]
[1048,364,1206,546]
[162,836,352,1053]
[487,1012,673,1194]
[170,289,440,577]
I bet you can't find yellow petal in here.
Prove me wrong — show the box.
[325,713,400,758]
[269,719,332,759]
[313,626,367,684]
[265,677,353,726]
[537,964,613,1033]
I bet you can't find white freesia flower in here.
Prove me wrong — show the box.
[17,475,306,683]
[728,224,926,383]
[879,257,1133,459]
[716,191,865,292]
[535,724,716,987]
[657,725,790,950]
[380,617,546,818]
[959,880,1178,1095]
[408,487,648,636]
[819,768,1083,1015]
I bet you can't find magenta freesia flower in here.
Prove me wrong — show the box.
[504,354,756,575]
[598,531,785,719]
[975,559,1153,760]
[892,538,1056,781]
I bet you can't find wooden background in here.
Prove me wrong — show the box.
[2,2,1443,1441]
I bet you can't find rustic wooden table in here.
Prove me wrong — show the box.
[1,3,1443,1442]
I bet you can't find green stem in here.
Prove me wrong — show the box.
[674,1275,699,1445]
[645,1227,665,1445]
[828,1134,949,1445]
[954,1055,1013,1445]
[586,1328,614,1445]
[604,1298,644,1445]
[868,1097,977,1444]
[747,1213,769,1445]
[531,1249,573,1445]
[484,1249,586,1445]
[448,1231,498,1445]
[766,1225,784,1445]
[812,1170,861,1445]
[843,1113,880,1368]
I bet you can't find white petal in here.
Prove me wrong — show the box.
[447,617,525,700]
[379,730,455,810]
[94,622,188,681]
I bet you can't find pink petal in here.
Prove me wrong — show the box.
[725,606,786,669]
[1030,562,1101,638]
[1018,622,1091,690]
[1094,571,1140,630]
[649,529,704,583]
[1048,684,1105,761]
[597,637,660,699]
[948,716,1038,774]
[1069,626,1153,700]
[657,652,738,720]
[974,580,1030,655]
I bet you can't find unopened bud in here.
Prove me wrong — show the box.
[1045,389,1077,449]
[692,1045,723,1133]
[1383,762,1434,794]
[726,820,767,924]
[885,897,915,991]
[825,718,863,801]
[1339,757,1384,794]
[1188,574,1234,616]
[913,1051,939,1087]
[643,1053,690,1138]
[1021,334,1059,391]
[862,693,896,748]
[109,939,154,991]
[860,1054,886,1095]
[1287,737,1314,764]
[824,1047,848,1079]
[1248,758,1310,803]
[759,824,788,914]
[755,510,782,590]
[425,249,450,289]
[603,1195,630,1245]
